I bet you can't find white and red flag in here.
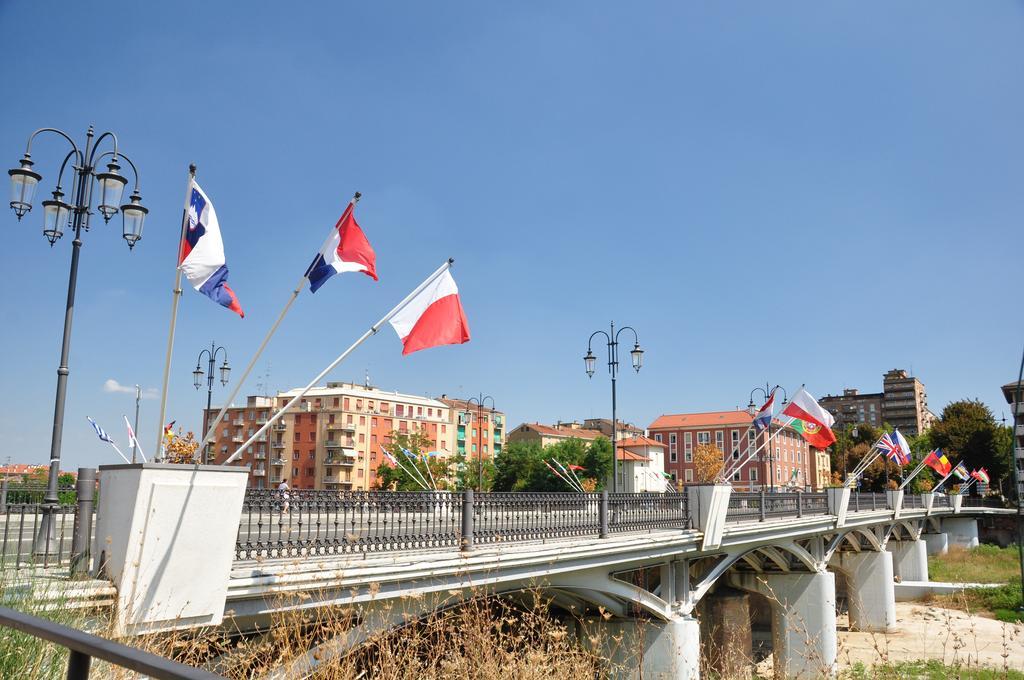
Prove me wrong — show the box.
[305,198,378,293]
[781,386,836,448]
[388,269,470,355]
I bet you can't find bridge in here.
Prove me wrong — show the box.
[68,465,1013,680]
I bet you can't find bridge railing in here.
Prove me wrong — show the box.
[961,496,1008,508]
[848,492,890,512]
[725,491,828,522]
[0,475,95,573]
[608,492,689,533]
[473,492,601,544]
[903,494,924,509]
[933,494,951,508]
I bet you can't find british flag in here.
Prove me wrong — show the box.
[878,431,910,465]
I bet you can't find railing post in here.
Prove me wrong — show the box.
[796,490,803,518]
[66,649,91,680]
[70,468,96,578]
[759,488,766,522]
[0,477,7,515]
[460,489,474,552]
[599,490,609,538]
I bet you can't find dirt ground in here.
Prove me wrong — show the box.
[837,603,1024,671]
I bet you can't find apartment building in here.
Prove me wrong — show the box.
[208,383,455,490]
[820,368,936,435]
[437,397,506,462]
[648,410,823,490]
[1000,379,1023,502]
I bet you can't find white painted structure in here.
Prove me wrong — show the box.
[92,463,248,634]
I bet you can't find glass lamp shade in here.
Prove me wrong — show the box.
[219,361,231,386]
[584,350,596,378]
[95,161,127,222]
[9,158,42,220]
[630,344,644,372]
[120,190,147,249]
[41,190,71,246]
[193,367,204,390]
[747,400,757,417]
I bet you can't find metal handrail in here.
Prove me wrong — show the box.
[0,606,221,679]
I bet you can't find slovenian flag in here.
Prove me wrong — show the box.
[753,390,775,432]
[179,181,244,317]
[305,198,378,293]
[781,387,836,448]
[388,269,470,355]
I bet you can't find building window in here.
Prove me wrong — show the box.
[732,471,740,482]
[669,433,677,463]
[731,429,740,454]
[715,431,724,452]
[654,433,662,443]
[684,432,693,462]
[333,398,339,407]
[698,431,710,445]
[684,469,693,483]
[749,468,758,481]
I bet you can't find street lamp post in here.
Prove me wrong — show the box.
[9,126,147,555]
[747,384,788,493]
[132,384,141,463]
[584,322,644,494]
[464,395,496,491]
[193,343,230,465]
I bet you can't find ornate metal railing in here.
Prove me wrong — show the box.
[933,494,951,508]
[961,496,1007,508]
[473,492,601,544]
[236,489,693,560]
[235,490,461,560]
[849,492,890,512]
[903,494,924,509]
[725,491,828,522]
[608,492,689,533]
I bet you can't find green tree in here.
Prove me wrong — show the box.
[375,431,451,491]
[581,437,613,489]
[930,400,1009,488]
[491,436,613,492]
[492,440,544,491]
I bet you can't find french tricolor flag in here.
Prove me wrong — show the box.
[179,181,244,317]
[388,269,470,355]
[305,198,377,293]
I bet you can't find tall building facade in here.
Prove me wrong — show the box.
[648,410,821,490]
[1000,379,1024,502]
[437,397,506,462]
[208,383,456,490]
[820,368,935,435]
[506,422,605,448]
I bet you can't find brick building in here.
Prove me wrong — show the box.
[819,368,936,435]
[648,410,823,490]
[207,383,456,490]
[437,397,507,462]
[506,422,605,448]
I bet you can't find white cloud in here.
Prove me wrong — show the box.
[103,379,159,400]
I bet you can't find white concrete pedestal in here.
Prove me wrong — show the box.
[834,551,896,632]
[887,539,928,582]
[886,489,904,518]
[93,463,249,634]
[686,484,731,550]
[826,488,851,526]
[943,517,979,550]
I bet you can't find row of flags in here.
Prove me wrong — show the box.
[179,179,470,355]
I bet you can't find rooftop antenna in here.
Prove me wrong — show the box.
[364,368,370,389]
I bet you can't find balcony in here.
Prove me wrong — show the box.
[253,469,266,477]
[272,441,286,449]
[270,476,283,484]
[328,422,356,431]
[271,458,285,466]
[324,457,355,467]
[254,453,266,460]
[273,423,287,431]
[232,436,244,443]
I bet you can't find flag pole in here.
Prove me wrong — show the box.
[379,445,428,490]
[544,460,580,492]
[420,454,438,491]
[194,193,361,461]
[108,441,131,465]
[719,417,795,484]
[553,458,584,492]
[224,258,454,464]
[897,456,931,490]
[154,164,195,461]
[932,465,960,493]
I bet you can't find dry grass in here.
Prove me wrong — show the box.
[929,546,1020,585]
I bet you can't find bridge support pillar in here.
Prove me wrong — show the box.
[923,531,949,556]
[731,571,837,678]
[942,517,979,550]
[701,587,752,678]
[834,551,896,632]
[887,539,928,582]
[598,615,701,679]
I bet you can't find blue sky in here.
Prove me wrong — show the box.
[1,2,1021,471]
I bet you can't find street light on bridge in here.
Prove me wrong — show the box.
[584,322,644,494]
[747,384,788,493]
[8,125,147,555]
[193,343,231,465]
[464,394,496,491]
